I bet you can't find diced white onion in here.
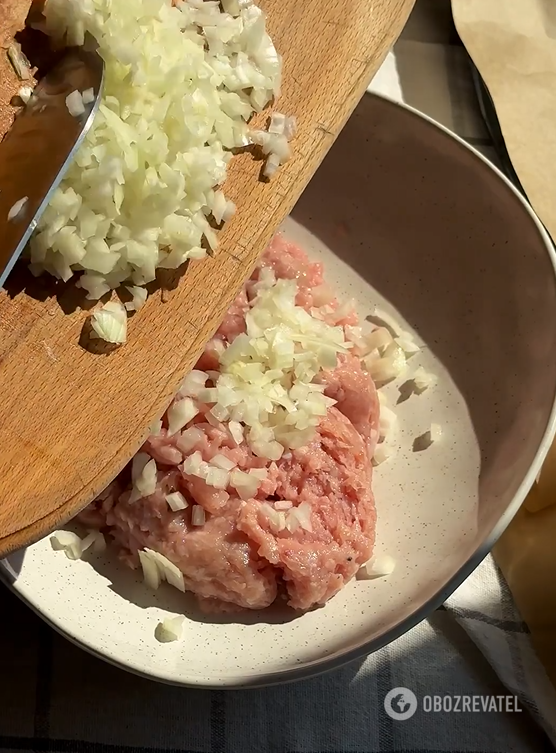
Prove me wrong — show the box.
[32,0,284,302]
[138,549,161,590]
[369,307,402,337]
[373,443,395,466]
[396,331,421,356]
[166,491,189,511]
[80,530,106,554]
[357,554,396,580]
[50,530,83,560]
[135,457,157,498]
[142,548,185,592]
[125,285,148,311]
[81,87,95,105]
[18,85,33,103]
[90,300,127,344]
[155,616,184,643]
[177,427,204,453]
[230,468,260,499]
[66,89,85,117]
[167,397,199,436]
[228,420,244,445]
[211,454,236,471]
[8,196,28,222]
[180,370,209,398]
[205,466,230,489]
[191,505,206,526]
[274,499,293,510]
[413,366,437,392]
[379,405,398,442]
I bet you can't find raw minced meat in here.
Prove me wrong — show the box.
[79,234,380,612]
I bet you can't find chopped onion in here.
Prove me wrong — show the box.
[357,554,396,580]
[66,89,85,117]
[274,499,293,511]
[143,548,186,592]
[379,405,398,442]
[32,0,284,299]
[364,341,406,383]
[17,86,33,104]
[177,427,204,453]
[81,87,95,105]
[182,451,203,476]
[125,285,148,311]
[230,468,260,499]
[413,366,437,392]
[205,466,230,489]
[166,491,189,511]
[50,530,83,560]
[155,616,184,643]
[287,502,312,533]
[8,197,28,222]
[369,307,402,337]
[167,398,199,435]
[80,530,106,554]
[191,505,206,526]
[7,43,31,80]
[373,443,396,466]
[149,418,163,436]
[211,454,236,471]
[134,457,157,498]
[90,300,127,344]
[396,331,420,356]
[180,370,209,398]
[138,550,161,589]
[364,327,392,354]
[228,420,244,446]
[131,452,150,484]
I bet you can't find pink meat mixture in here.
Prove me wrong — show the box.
[80,235,380,613]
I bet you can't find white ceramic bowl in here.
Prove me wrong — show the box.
[3,93,556,687]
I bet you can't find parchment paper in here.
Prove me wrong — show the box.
[452,0,556,690]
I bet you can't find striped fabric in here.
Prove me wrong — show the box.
[1,2,555,751]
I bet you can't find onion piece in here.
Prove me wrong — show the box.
[166,491,189,511]
[81,87,95,105]
[357,554,396,580]
[90,301,127,344]
[17,86,33,104]
[50,530,83,560]
[66,90,85,117]
[138,550,161,590]
[155,616,184,643]
[211,454,236,471]
[191,505,206,526]
[167,398,199,435]
[144,548,186,592]
[413,366,437,392]
[7,43,31,80]
[8,197,28,222]
[373,443,396,466]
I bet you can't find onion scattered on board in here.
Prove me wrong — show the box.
[30,0,291,337]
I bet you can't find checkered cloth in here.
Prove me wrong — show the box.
[2,2,556,752]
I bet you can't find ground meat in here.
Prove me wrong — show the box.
[80,234,379,613]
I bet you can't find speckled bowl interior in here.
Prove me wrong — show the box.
[2,93,556,687]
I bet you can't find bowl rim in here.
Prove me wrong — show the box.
[3,91,556,689]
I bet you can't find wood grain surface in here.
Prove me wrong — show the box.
[0,0,415,555]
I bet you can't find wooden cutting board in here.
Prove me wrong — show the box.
[0,0,415,556]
